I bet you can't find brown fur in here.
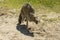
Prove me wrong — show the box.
[18,3,38,27]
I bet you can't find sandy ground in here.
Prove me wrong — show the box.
[0,8,60,40]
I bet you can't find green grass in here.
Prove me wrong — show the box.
[0,0,60,12]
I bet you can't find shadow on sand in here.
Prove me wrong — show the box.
[16,24,34,37]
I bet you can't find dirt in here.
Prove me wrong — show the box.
[0,7,60,40]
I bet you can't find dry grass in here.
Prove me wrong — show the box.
[0,7,60,40]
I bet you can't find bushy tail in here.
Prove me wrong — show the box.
[33,17,38,24]
[29,14,38,24]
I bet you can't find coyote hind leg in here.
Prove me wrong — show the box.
[18,14,22,25]
[26,17,28,27]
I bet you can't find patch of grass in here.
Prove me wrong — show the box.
[42,18,58,22]
[0,0,60,12]
[48,18,58,22]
